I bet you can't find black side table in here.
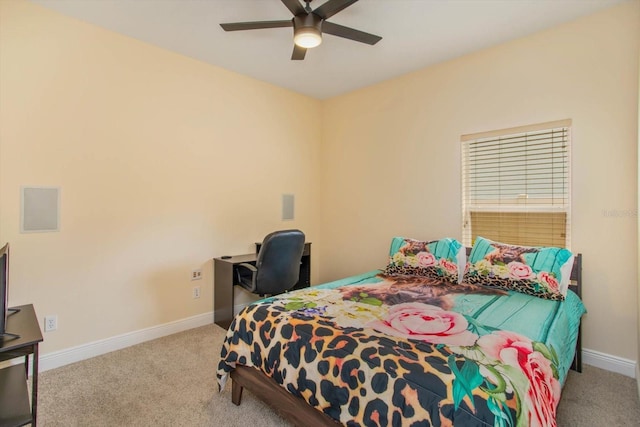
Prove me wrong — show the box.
[0,304,43,427]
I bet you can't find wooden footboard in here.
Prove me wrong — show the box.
[230,365,340,426]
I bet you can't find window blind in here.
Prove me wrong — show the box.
[461,120,571,248]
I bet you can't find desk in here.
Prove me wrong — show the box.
[0,304,43,427]
[214,243,311,329]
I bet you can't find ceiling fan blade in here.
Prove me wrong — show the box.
[322,21,382,45]
[313,0,359,20]
[220,20,293,31]
[291,44,307,60]
[281,0,306,16]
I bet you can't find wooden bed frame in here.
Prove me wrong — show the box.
[229,253,583,426]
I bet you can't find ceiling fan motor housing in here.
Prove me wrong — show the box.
[293,13,323,48]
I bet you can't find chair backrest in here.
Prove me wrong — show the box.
[254,229,305,295]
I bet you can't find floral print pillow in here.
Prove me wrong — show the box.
[383,237,466,284]
[463,236,575,300]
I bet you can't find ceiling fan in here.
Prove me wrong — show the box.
[220,0,382,60]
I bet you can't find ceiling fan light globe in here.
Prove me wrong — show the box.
[294,29,322,48]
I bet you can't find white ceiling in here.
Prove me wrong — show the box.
[31,0,625,99]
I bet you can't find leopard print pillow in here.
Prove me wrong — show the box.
[383,237,466,284]
[463,236,574,300]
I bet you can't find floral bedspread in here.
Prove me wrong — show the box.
[217,273,580,426]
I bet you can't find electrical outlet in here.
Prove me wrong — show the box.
[191,269,202,281]
[44,315,58,332]
[192,286,201,299]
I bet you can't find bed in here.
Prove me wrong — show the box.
[217,237,586,426]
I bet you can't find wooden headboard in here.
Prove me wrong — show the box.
[568,253,582,299]
[569,253,583,373]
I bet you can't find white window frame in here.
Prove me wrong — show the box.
[461,119,571,248]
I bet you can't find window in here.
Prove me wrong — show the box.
[461,119,571,248]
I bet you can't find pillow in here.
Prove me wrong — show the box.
[463,236,575,300]
[383,237,466,284]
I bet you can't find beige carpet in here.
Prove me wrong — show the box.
[34,324,640,426]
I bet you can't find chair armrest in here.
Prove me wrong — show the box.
[237,263,257,273]
[236,263,258,293]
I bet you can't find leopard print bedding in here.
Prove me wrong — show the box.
[217,276,566,426]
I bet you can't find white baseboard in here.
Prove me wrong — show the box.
[582,347,636,378]
[637,364,640,401]
[39,311,213,372]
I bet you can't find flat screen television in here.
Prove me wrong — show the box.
[0,242,20,340]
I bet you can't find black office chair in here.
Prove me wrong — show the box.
[236,229,305,296]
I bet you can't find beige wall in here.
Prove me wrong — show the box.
[0,0,322,354]
[637,21,640,387]
[321,1,640,361]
